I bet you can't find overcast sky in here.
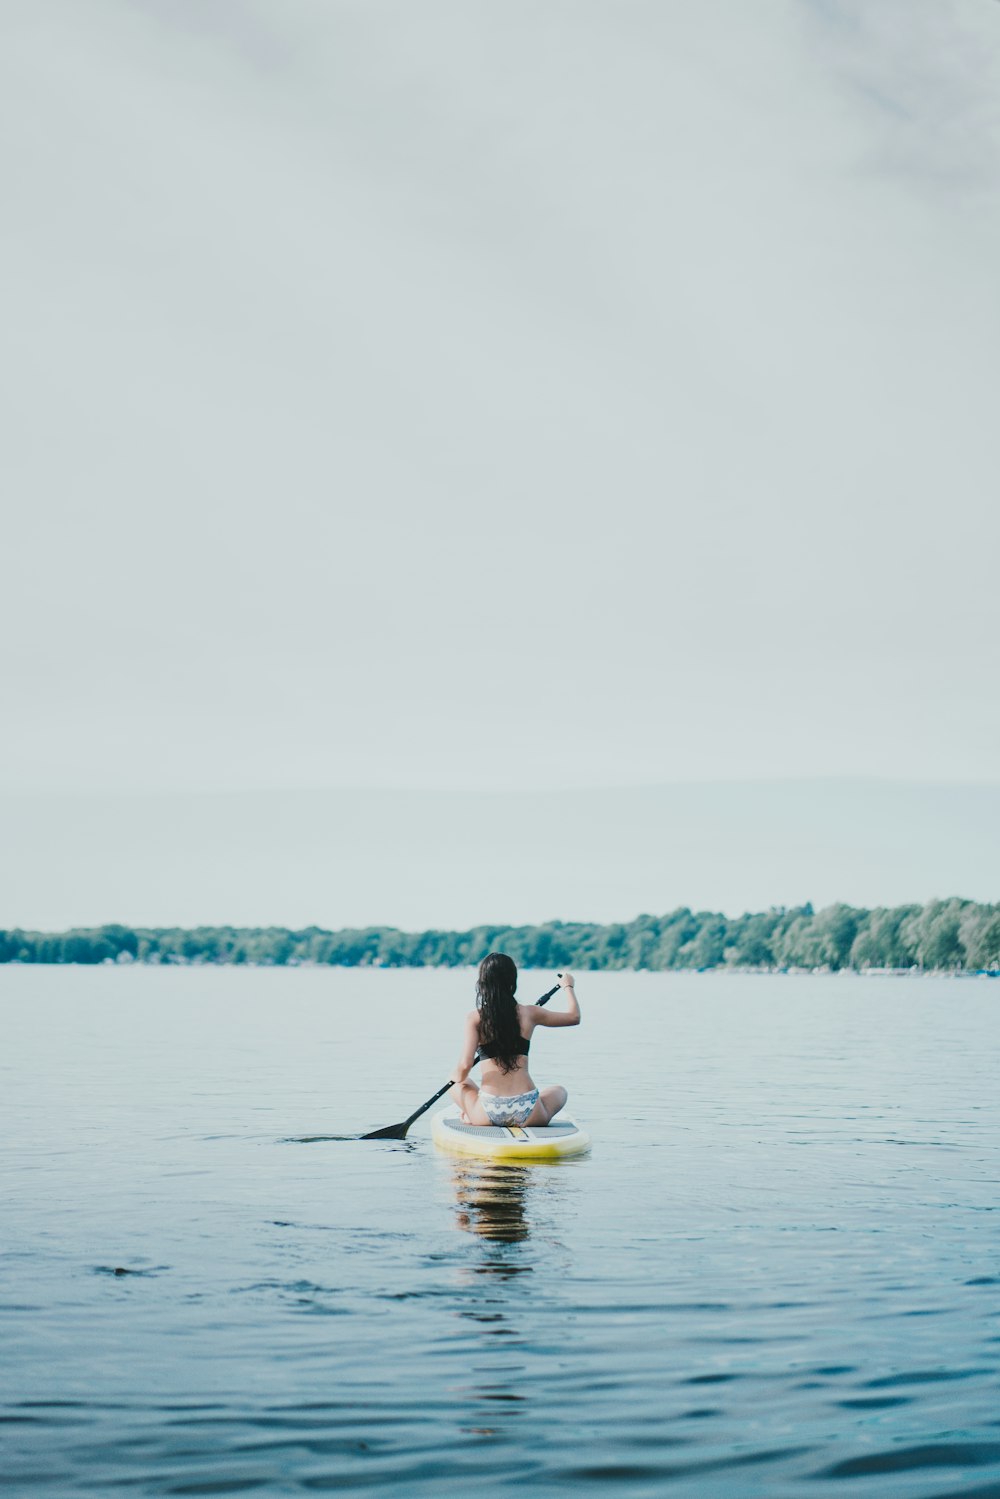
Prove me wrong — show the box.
[2,0,999,797]
[2,780,997,929]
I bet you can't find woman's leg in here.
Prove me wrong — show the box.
[449,1079,490,1124]
[525,1085,567,1126]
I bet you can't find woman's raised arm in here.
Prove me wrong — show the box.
[527,971,581,1027]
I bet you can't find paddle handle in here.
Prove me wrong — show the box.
[400,979,562,1131]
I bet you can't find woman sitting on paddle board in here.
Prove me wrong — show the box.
[449,954,580,1127]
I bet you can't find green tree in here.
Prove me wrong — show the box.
[959,906,1000,971]
[900,899,966,969]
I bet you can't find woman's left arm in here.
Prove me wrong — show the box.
[451,1010,480,1084]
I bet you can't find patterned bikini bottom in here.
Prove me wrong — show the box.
[479,1088,540,1127]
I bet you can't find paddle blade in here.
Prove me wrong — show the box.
[360,1122,409,1140]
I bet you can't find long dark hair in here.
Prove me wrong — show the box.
[476,952,522,1072]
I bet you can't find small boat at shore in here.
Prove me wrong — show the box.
[431,1103,591,1161]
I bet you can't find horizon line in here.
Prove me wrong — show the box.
[4,775,1000,802]
[4,896,993,939]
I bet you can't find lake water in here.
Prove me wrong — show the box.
[2,966,999,1497]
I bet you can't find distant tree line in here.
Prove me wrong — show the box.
[1,899,999,972]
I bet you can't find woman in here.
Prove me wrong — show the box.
[449,953,580,1127]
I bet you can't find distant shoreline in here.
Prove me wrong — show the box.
[3,961,994,979]
[2,899,998,974]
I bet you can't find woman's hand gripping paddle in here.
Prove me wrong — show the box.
[361,979,562,1140]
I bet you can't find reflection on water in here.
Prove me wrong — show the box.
[4,967,1000,1497]
[450,1159,533,1247]
[448,1160,535,1434]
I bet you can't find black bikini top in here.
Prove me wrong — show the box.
[479,1035,530,1061]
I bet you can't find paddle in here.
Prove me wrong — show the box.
[361,978,562,1140]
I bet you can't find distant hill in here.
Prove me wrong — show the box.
[3,898,999,972]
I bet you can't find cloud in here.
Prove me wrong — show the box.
[1,1,998,793]
[804,0,1000,189]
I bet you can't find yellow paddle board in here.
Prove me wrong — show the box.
[432,1103,591,1162]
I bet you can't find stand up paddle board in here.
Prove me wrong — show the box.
[432,1103,591,1162]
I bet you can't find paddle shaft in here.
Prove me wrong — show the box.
[395,981,561,1132]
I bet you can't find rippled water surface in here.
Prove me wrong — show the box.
[2,966,999,1497]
